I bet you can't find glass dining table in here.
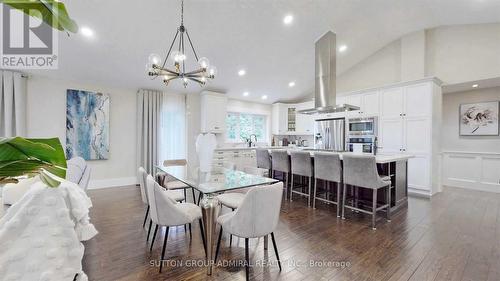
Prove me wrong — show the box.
[155,165,279,275]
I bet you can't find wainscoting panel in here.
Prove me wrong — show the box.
[442,151,500,193]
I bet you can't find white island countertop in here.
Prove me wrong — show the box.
[215,146,413,164]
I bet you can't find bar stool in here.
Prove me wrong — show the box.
[312,152,342,216]
[290,151,313,207]
[256,148,272,177]
[270,150,290,200]
[341,155,391,230]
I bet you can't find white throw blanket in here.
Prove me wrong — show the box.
[0,180,97,281]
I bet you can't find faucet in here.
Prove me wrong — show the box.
[245,134,258,147]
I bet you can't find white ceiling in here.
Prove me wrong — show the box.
[27,0,500,103]
[443,76,500,93]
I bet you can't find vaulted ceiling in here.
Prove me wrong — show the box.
[26,0,500,103]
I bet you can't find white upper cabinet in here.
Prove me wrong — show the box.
[272,103,288,135]
[200,91,227,133]
[361,91,380,116]
[296,101,314,135]
[380,87,404,119]
[404,83,431,118]
[272,101,314,135]
[346,94,362,117]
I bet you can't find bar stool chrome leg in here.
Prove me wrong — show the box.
[341,184,347,219]
[284,172,288,201]
[312,178,317,209]
[307,176,312,207]
[372,188,377,230]
[336,182,341,217]
[386,185,391,222]
[289,173,293,202]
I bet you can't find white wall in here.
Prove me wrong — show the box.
[442,87,500,153]
[426,23,500,84]
[441,87,500,193]
[26,75,137,189]
[337,40,401,93]
[337,23,500,93]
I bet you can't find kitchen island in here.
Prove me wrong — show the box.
[213,146,412,213]
[269,148,412,213]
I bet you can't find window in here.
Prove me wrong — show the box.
[226,112,267,142]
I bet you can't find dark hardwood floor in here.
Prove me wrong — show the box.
[83,186,500,281]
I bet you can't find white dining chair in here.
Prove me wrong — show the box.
[215,182,284,280]
[162,159,197,203]
[145,175,206,273]
[139,167,185,242]
[216,166,267,210]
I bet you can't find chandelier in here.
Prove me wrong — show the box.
[146,0,216,87]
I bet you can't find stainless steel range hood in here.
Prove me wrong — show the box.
[298,31,359,115]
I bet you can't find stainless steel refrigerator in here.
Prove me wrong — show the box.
[314,118,345,151]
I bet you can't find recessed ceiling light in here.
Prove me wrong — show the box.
[472,84,479,88]
[288,81,295,87]
[261,95,268,100]
[243,92,249,96]
[238,69,246,76]
[338,45,348,52]
[80,26,95,38]
[283,14,294,25]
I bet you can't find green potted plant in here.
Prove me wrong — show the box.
[0,137,67,187]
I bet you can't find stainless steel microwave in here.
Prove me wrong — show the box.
[348,117,377,136]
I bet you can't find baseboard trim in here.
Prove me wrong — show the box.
[88,177,138,189]
[408,188,431,198]
[443,179,500,194]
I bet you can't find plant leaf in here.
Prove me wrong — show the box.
[1,0,78,33]
[0,137,67,187]
[39,169,61,188]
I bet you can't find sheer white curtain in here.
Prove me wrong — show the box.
[159,93,186,164]
[1,70,27,137]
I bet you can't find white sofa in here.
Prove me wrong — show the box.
[1,157,91,210]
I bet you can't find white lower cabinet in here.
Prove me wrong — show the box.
[407,155,431,192]
[212,149,256,170]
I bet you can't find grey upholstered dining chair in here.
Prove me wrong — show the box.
[290,151,313,206]
[312,152,342,216]
[342,155,391,229]
[138,167,185,242]
[256,148,272,176]
[145,175,206,273]
[162,159,196,203]
[215,182,284,281]
[271,150,290,200]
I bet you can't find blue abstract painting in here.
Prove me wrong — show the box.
[66,89,110,160]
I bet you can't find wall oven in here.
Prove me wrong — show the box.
[347,136,377,154]
[348,117,377,136]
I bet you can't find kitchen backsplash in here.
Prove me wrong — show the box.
[272,135,314,147]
